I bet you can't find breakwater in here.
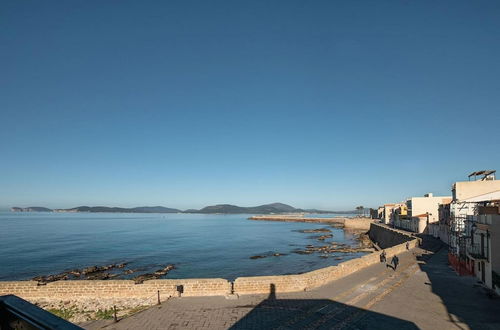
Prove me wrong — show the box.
[0,223,417,310]
[249,215,374,230]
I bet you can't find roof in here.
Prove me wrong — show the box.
[468,170,496,177]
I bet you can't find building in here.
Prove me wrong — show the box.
[448,170,500,276]
[370,207,380,219]
[438,202,451,244]
[379,203,403,225]
[466,204,500,293]
[393,193,451,233]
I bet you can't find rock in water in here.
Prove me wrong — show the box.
[296,228,332,233]
[250,255,266,259]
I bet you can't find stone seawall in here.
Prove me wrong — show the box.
[0,223,417,307]
[368,223,417,249]
[343,218,373,230]
[233,229,418,295]
[248,216,345,224]
[248,216,373,230]
[0,278,231,308]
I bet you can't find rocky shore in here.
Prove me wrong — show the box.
[31,262,176,284]
[249,226,374,261]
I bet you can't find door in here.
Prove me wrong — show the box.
[481,233,485,258]
[481,261,485,283]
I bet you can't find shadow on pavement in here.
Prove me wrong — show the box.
[416,235,500,330]
[230,284,418,330]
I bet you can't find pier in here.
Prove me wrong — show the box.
[248,215,374,230]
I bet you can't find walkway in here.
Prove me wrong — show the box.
[82,237,500,329]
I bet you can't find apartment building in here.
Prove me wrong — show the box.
[448,170,500,276]
[466,204,500,293]
[393,193,451,234]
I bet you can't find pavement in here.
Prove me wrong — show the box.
[82,236,500,329]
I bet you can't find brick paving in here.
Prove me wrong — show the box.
[82,237,500,329]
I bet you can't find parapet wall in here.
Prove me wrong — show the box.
[368,223,416,249]
[343,218,373,230]
[0,224,418,305]
[0,278,231,307]
[233,233,418,295]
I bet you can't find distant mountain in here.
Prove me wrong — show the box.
[11,206,53,212]
[10,203,349,215]
[184,202,332,214]
[54,206,181,213]
[130,206,181,213]
[257,202,297,213]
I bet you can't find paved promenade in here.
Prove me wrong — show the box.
[83,237,500,329]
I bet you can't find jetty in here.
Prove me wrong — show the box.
[248,215,374,230]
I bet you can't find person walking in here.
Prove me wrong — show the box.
[380,250,387,263]
[391,255,399,271]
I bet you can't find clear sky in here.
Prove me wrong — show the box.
[1,1,499,211]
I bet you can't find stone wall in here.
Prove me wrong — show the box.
[248,216,373,230]
[0,223,418,305]
[248,216,345,224]
[233,236,418,295]
[0,278,231,307]
[368,223,416,249]
[343,218,373,230]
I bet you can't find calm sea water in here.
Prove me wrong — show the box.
[0,212,364,281]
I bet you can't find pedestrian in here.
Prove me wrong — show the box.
[391,255,399,271]
[406,242,409,250]
[380,250,386,263]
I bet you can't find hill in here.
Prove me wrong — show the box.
[10,203,348,214]
[11,206,53,212]
[184,202,333,214]
[56,206,181,213]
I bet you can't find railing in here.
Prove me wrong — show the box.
[477,215,493,225]
[0,295,82,329]
[467,243,487,260]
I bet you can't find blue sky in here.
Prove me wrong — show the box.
[1,1,499,210]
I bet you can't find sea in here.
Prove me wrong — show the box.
[0,212,366,281]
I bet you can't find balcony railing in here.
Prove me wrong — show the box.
[477,215,493,225]
[467,243,488,260]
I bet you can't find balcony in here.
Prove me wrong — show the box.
[477,215,493,225]
[467,243,488,260]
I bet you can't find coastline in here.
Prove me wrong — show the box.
[0,212,366,282]
[0,223,418,324]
